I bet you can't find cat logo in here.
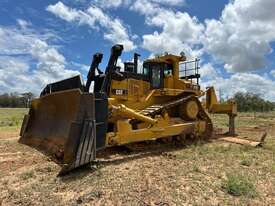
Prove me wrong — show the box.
[112,89,127,96]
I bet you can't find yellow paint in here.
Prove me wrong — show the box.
[107,116,207,146]
[105,53,237,146]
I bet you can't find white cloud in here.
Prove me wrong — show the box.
[116,58,125,71]
[93,0,126,9]
[200,63,219,80]
[0,27,32,55]
[94,0,185,9]
[130,0,161,17]
[151,0,185,6]
[47,2,96,27]
[47,1,136,51]
[200,65,275,101]
[0,57,30,92]
[17,19,32,30]
[203,0,275,72]
[30,39,77,81]
[131,0,275,73]
[130,0,203,57]
[270,70,275,77]
[0,23,79,94]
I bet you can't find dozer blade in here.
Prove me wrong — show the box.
[19,89,98,175]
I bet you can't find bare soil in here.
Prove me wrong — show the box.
[0,111,275,206]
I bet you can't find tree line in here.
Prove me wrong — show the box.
[233,92,275,112]
[0,92,34,108]
[0,91,274,112]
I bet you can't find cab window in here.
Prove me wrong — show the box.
[151,64,161,88]
[164,64,173,76]
[143,63,150,76]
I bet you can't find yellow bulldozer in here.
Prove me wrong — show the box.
[19,44,237,174]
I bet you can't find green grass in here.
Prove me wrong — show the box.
[20,171,35,180]
[0,108,28,131]
[0,108,275,205]
[240,158,253,167]
[192,164,200,172]
[222,173,258,198]
[212,111,275,129]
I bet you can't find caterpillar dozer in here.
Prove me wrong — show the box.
[19,44,237,175]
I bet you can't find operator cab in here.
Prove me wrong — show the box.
[108,50,201,98]
[143,62,173,89]
[142,54,201,91]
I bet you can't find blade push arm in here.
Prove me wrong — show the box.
[100,44,124,95]
[85,53,103,92]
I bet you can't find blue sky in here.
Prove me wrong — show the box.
[1,0,275,100]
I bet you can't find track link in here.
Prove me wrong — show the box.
[139,95,213,139]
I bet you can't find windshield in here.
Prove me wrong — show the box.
[143,63,150,76]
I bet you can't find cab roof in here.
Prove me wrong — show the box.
[144,54,186,64]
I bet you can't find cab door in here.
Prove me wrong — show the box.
[150,63,164,89]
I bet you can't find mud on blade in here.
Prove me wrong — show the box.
[19,89,97,175]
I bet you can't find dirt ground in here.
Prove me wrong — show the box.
[0,109,275,206]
